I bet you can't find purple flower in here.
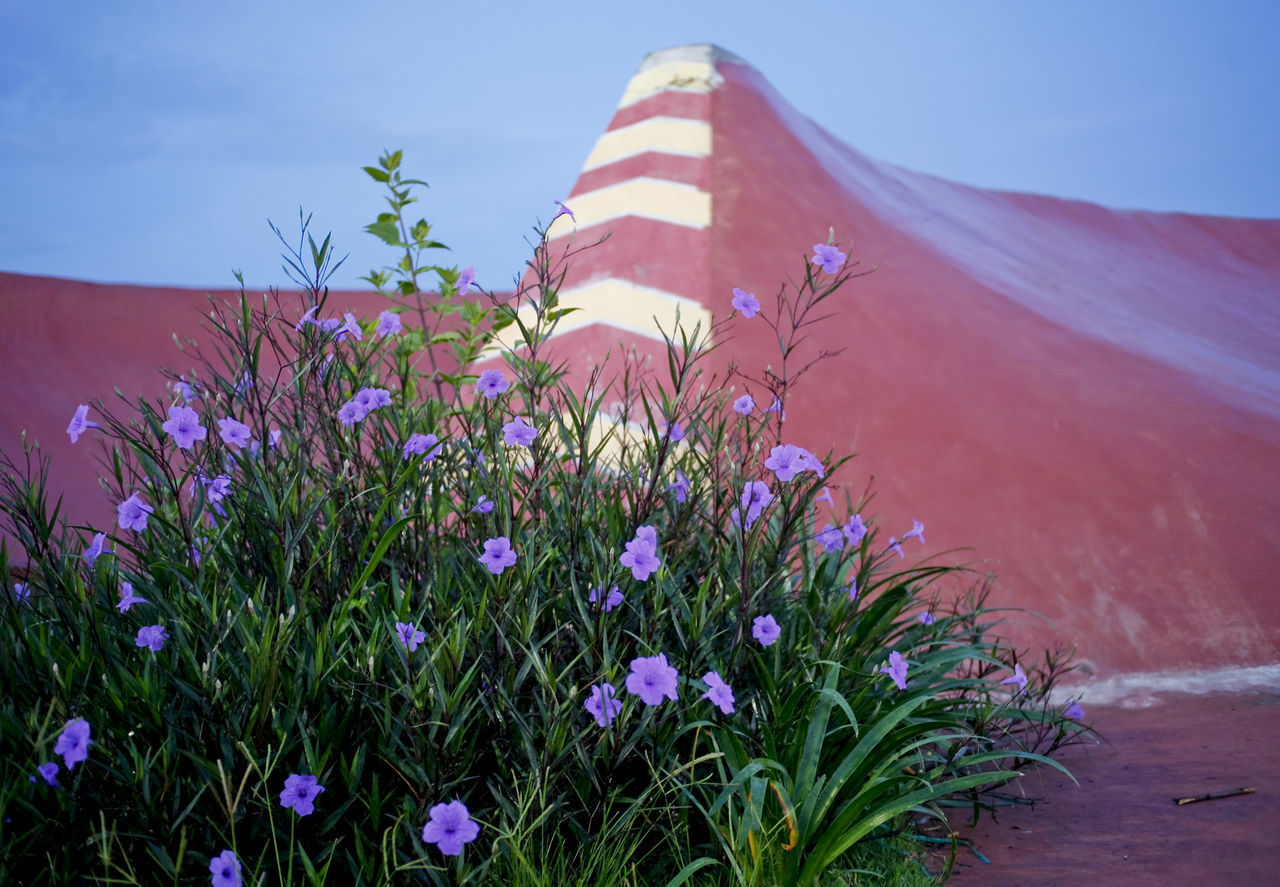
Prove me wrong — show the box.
[403,433,441,462]
[1000,663,1028,693]
[476,369,509,399]
[667,470,690,503]
[13,582,29,604]
[376,310,402,337]
[162,405,207,450]
[421,800,480,856]
[661,421,685,442]
[886,537,905,559]
[880,651,908,691]
[732,394,754,415]
[355,387,392,411]
[218,418,252,449]
[585,682,623,727]
[209,849,242,887]
[903,519,926,545]
[701,671,736,715]
[335,312,362,342]
[815,524,844,553]
[731,287,760,318]
[765,395,786,421]
[32,761,59,787]
[764,444,823,482]
[456,266,476,297]
[295,306,319,331]
[193,471,232,507]
[815,486,834,507]
[173,378,197,402]
[847,577,859,601]
[83,532,109,565]
[917,611,935,626]
[207,474,232,504]
[798,450,825,478]
[589,585,623,613]
[842,514,867,546]
[552,200,576,224]
[619,527,661,581]
[395,621,426,653]
[135,625,168,651]
[54,718,92,769]
[279,773,325,816]
[812,243,847,274]
[625,653,679,706]
[67,405,99,444]
[752,614,781,647]
[338,388,388,426]
[502,417,538,447]
[733,481,773,531]
[1064,700,1086,721]
[117,493,154,533]
[269,428,282,450]
[763,444,803,481]
[337,401,367,427]
[116,581,147,613]
[471,495,495,514]
[478,536,518,575]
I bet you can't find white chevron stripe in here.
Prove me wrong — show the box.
[582,117,712,171]
[618,55,721,108]
[547,178,710,239]
[478,278,713,359]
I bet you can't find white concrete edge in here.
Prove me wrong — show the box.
[1048,662,1280,709]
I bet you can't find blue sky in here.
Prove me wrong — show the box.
[2,1,1277,290]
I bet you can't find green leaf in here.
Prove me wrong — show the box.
[365,220,402,247]
[362,165,390,183]
[662,857,720,887]
[352,516,412,594]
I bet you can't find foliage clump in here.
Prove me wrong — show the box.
[0,152,1089,886]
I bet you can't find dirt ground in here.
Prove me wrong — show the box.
[933,691,1280,886]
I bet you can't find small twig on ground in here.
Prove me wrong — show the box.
[1173,787,1255,806]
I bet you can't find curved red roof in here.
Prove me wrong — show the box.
[3,45,1278,691]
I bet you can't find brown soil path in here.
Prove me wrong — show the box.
[939,692,1280,885]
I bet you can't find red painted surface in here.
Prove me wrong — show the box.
[607,91,711,129]
[548,216,710,298]
[572,152,709,193]
[697,60,1280,678]
[3,49,1279,687]
[0,273,391,537]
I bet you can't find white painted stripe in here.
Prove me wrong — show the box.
[582,117,711,171]
[618,57,722,108]
[547,178,711,239]
[478,278,713,360]
[1048,662,1280,709]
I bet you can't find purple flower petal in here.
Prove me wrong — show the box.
[279,773,325,816]
[422,800,480,856]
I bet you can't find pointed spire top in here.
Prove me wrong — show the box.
[636,44,750,72]
[620,44,749,108]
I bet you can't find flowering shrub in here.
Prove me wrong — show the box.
[0,151,1089,886]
